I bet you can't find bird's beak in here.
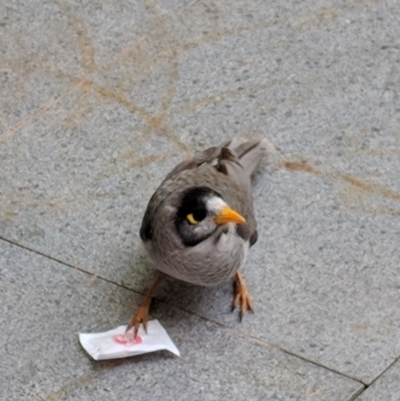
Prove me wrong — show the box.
[214,207,246,225]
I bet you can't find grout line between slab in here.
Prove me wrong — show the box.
[1,235,367,389]
[346,385,367,401]
[31,361,125,401]
[172,305,367,387]
[0,236,143,295]
[352,355,400,398]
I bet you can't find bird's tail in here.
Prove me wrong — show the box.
[225,137,275,177]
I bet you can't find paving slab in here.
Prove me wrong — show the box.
[158,168,400,384]
[160,0,400,383]
[0,240,363,401]
[0,90,183,292]
[357,359,400,401]
[0,0,153,133]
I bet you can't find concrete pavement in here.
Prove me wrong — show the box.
[1,0,399,399]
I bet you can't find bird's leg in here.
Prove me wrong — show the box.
[232,272,254,321]
[126,273,163,337]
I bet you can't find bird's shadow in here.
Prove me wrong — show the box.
[155,275,234,319]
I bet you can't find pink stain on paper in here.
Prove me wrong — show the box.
[112,332,143,347]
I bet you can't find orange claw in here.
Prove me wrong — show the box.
[126,305,150,338]
[232,272,254,321]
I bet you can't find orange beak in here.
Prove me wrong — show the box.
[214,206,246,225]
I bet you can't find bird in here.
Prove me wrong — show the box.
[127,137,272,336]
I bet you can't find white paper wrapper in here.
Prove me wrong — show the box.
[79,320,180,360]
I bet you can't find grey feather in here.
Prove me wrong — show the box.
[227,137,272,177]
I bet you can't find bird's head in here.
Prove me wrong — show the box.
[174,187,246,246]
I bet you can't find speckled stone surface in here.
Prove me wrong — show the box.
[158,169,400,384]
[0,241,363,401]
[0,0,152,131]
[357,360,400,401]
[1,0,400,398]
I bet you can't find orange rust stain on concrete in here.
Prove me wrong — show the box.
[148,116,164,130]
[121,150,177,171]
[283,160,400,202]
[55,0,96,73]
[333,174,400,201]
[282,161,322,175]
[87,81,150,119]
[350,323,368,331]
[135,153,168,168]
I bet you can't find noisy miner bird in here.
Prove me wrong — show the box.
[127,137,272,336]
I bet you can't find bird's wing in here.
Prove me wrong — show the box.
[215,138,273,246]
[161,140,230,183]
[227,137,272,177]
[163,137,270,184]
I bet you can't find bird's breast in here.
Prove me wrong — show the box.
[145,226,247,286]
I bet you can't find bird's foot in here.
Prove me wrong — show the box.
[126,273,163,338]
[126,304,150,338]
[232,272,254,321]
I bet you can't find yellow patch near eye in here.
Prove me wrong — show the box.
[186,213,198,225]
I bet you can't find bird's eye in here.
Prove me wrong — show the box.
[186,209,207,225]
[186,213,198,225]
